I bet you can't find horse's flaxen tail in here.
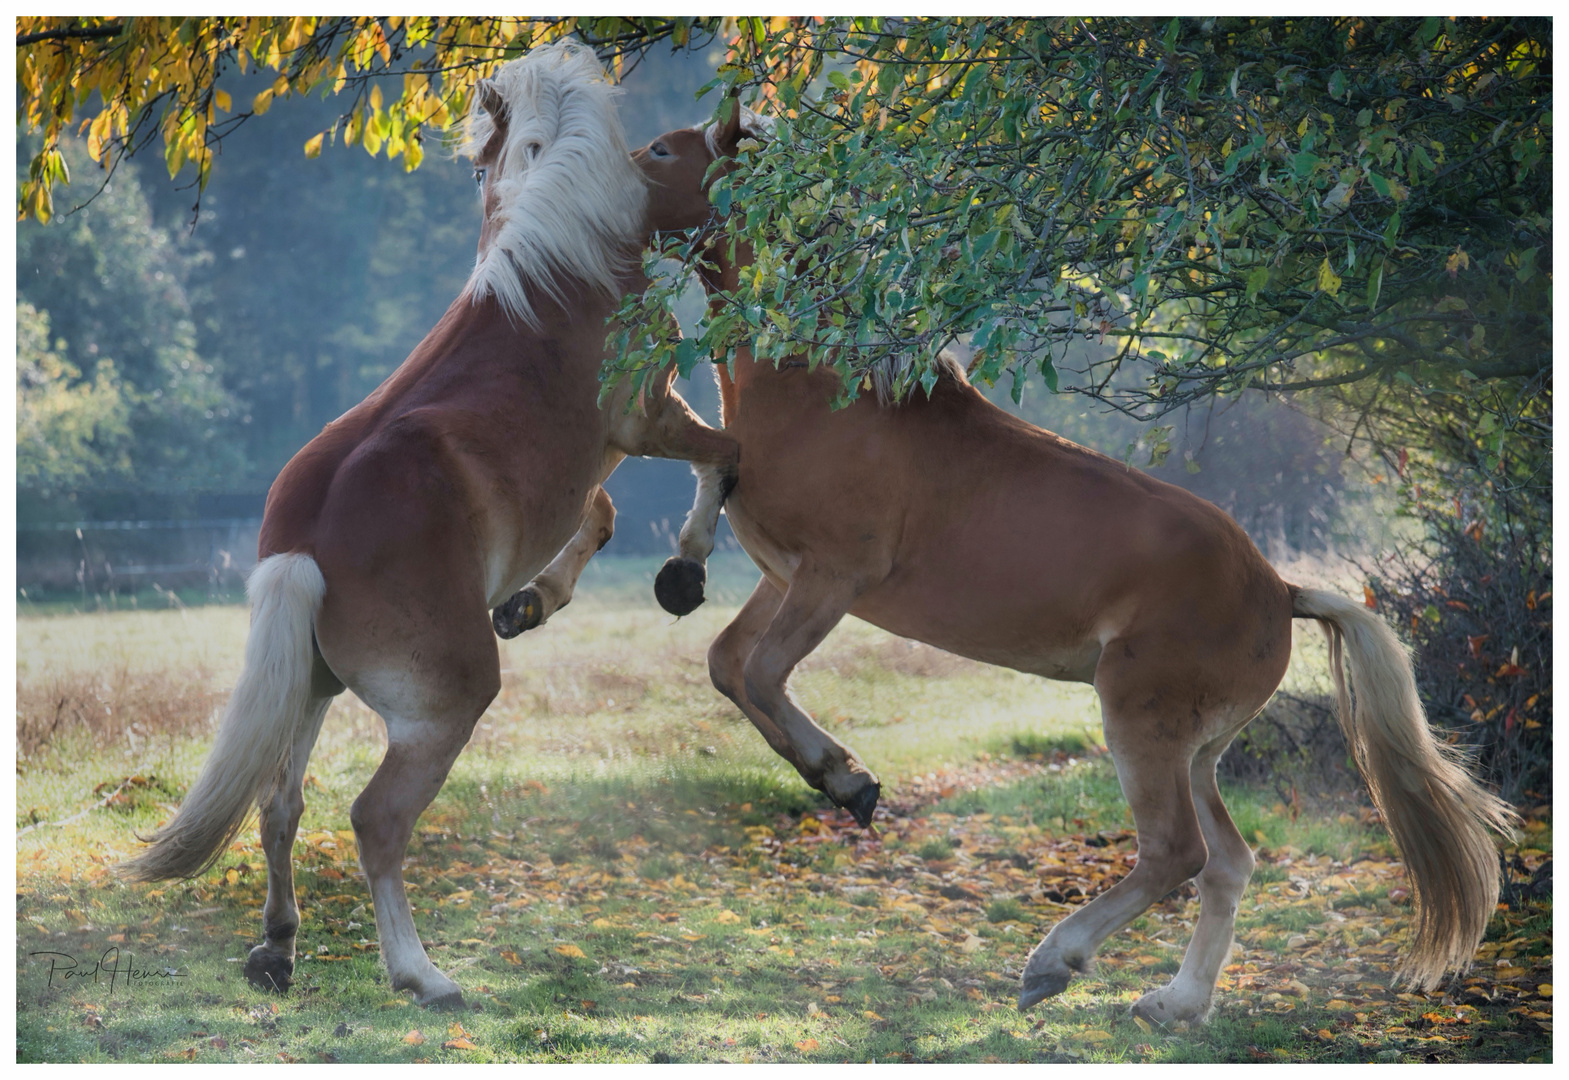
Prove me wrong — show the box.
[121,553,328,882]
[1290,586,1518,989]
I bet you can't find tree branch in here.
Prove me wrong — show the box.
[16,22,126,48]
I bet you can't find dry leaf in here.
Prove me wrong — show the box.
[403,1030,426,1045]
[794,1038,819,1052]
[554,944,586,958]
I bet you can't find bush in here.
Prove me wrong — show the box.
[1368,489,1551,806]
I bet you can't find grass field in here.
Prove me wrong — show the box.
[15,555,1552,1063]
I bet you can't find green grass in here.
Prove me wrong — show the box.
[15,556,1551,1063]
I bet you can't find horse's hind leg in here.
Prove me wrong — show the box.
[1130,738,1256,1025]
[1020,707,1207,1010]
[244,687,334,993]
[349,695,486,1007]
[656,462,736,616]
[739,562,881,824]
[494,487,615,638]
[707,576,813,774]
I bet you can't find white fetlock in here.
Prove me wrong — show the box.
[396,965,464,1008]
[1130,985,1213,1026]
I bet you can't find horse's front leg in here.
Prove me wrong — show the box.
[615,380,740,616]
[655,462,737,616]
[493,487,615,638]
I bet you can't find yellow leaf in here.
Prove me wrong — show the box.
[555,944,586,959]
[403,1030,425,1045]
[226,869,239,885]
[252,89,274,116]
[1537,984,1553,997]
[1080,1029,1113,1042]
[214,88,232,112]
[680,934,702,942]
[370,83,383,112]
[794,1039,819,1052]
[864,1011,884,1021]
[443,1037,477,1050]
[715,910,742,924]
[1316,258,1343,296]
[1132,1016,1153,1034]
[304,132,325,159]
[501,950,522,965]
[591,918,612,929]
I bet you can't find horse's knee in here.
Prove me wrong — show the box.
[1198,845,1254,899]
[1140,836,1209,890]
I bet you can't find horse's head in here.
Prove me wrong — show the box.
[469,80,511,256]
[458,43,648,328]
[635,97,772,237]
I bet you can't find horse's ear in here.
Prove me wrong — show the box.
[477,79,507,125]
[714,91,744,156]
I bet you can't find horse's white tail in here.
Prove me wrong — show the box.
[121,553,328,882]
[1291,586,1518,989]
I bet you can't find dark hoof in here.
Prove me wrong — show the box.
[842,782,881,829]
[654,557,706,616]
[244,946,294,994]
[492,586,545,639]
[1017,968,1073,1011]
[420,989,467,1011]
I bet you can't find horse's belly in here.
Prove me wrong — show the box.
[855,592,1103,684]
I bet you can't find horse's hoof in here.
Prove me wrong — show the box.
[843,782,881,828]
[1017,968,1073,1011]
[492,586,545,639]
[1018,947,1078,1010]
[416,984,466,1010]
[244,946,294,994]
[655,557,706,616]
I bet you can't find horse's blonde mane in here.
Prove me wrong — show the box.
[701,104,775,157]
[868,349,970,407]
[460,43,647,329]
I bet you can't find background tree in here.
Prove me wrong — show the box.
[17,135,242,519]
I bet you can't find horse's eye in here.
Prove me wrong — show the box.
[473,167,487,188]
[649,141,671,159]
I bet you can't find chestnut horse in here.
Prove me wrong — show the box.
[629,106,1514,1024]
[121,45,737,1009]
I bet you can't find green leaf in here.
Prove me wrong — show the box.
[1245,266,1269,300]
[1040,356,1059,393]
[673,338,701,378]
[827,69,851,92]
[1382,212,1401,249]
[1366,260,1385,310]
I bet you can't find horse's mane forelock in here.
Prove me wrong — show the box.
[460,43,647,329]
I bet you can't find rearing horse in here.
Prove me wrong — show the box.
[121,45,737,1009]
[636,105,1515,1024]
